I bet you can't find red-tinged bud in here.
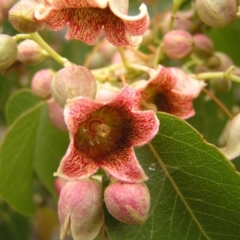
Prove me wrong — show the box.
[162,30,194,60]
[17,40,46,65]
[31,69,55,100]
[195,0,237,28]
[54,177,67,195]
[47,99,68,131]
[0,34,17,70]
[193,33,214,57]
[104,182,150,224]
[58,179,103,240]
[8,0,44,33]
[51,66,97,108]
[160,10,195,34]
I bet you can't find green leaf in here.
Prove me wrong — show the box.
[0,201,30,240]
[4,89,69,200]
[105,112,240,240]
[5,89,40,125]
[33,105,69,196]
[0,103,44,215]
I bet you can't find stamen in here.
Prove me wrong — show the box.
[96,123,110,137]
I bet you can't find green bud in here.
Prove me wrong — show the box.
[0,34,17,70]
[195,0,237,28]
[8,0,44,33]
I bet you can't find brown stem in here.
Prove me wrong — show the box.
[202,88,234,119]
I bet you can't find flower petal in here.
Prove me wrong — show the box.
[48,0,108,9]
[101,148,148,183]
[147,66,177,91]
[54,142,99,180]
[161,91,195,119]
[35,4,70,30]
[131,110,159,146]
[109,0,149,35]
[104,12,143,46]
[106,85,135,111]
[66,8,105,45]
[64,97,103,135]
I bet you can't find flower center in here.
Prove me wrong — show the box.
[87,119,110,137]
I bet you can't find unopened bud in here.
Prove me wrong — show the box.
[8,0,44,33]
[54,177,67,195]
[104,182,150,224]
[31,69,55,99]
[58,179,103,240]
[162,30,194,60]
[0,34,17,70]
[47,99,67,131]
[193,33,214,57]
[195,0,237,28]
[17,40,46,65]
[51,66,97,108]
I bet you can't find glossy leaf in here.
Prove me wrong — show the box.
[104,112,240,240]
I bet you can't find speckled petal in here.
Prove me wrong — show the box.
[148,66,177,91]
[106,85,136,111]
[64,97,103,135]
[48,0,109,9]
[166,91,195,119]
[109,0,149,35]
[101,148,148,183]
[54,142,99,180]
[35,4,70,30]
[131,110,159,146]
[66,8,105,45]
[104,12,143,46]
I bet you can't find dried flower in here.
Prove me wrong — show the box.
[34,0,149,46]
[54,85,159,183]
[134,66,205,119]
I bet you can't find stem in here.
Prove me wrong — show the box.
[190,66,240,84]
[29,32,71,66]
[202,88,233,119]
[117,47,130,69]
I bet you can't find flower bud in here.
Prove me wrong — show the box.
[104,182,150,224]
[31,69,55,99]
[193,33,214,57]
[54,177,67,195]
[51,66,97,108]
[162,30,194,60]
[95,84,118,102]
[0,34,17,70]
[58,179,103,240]
[195,0,237,28]
[8,0,44,33]
[17,40,46,65]
[47,99,67,131]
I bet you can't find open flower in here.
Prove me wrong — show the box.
[54,85,159,183]
[134,66,205,119]
[34,0,149,46]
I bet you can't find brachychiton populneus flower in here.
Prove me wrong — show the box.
[34,0,149,46]
[54,85,159,183]
[134,65,205,119]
